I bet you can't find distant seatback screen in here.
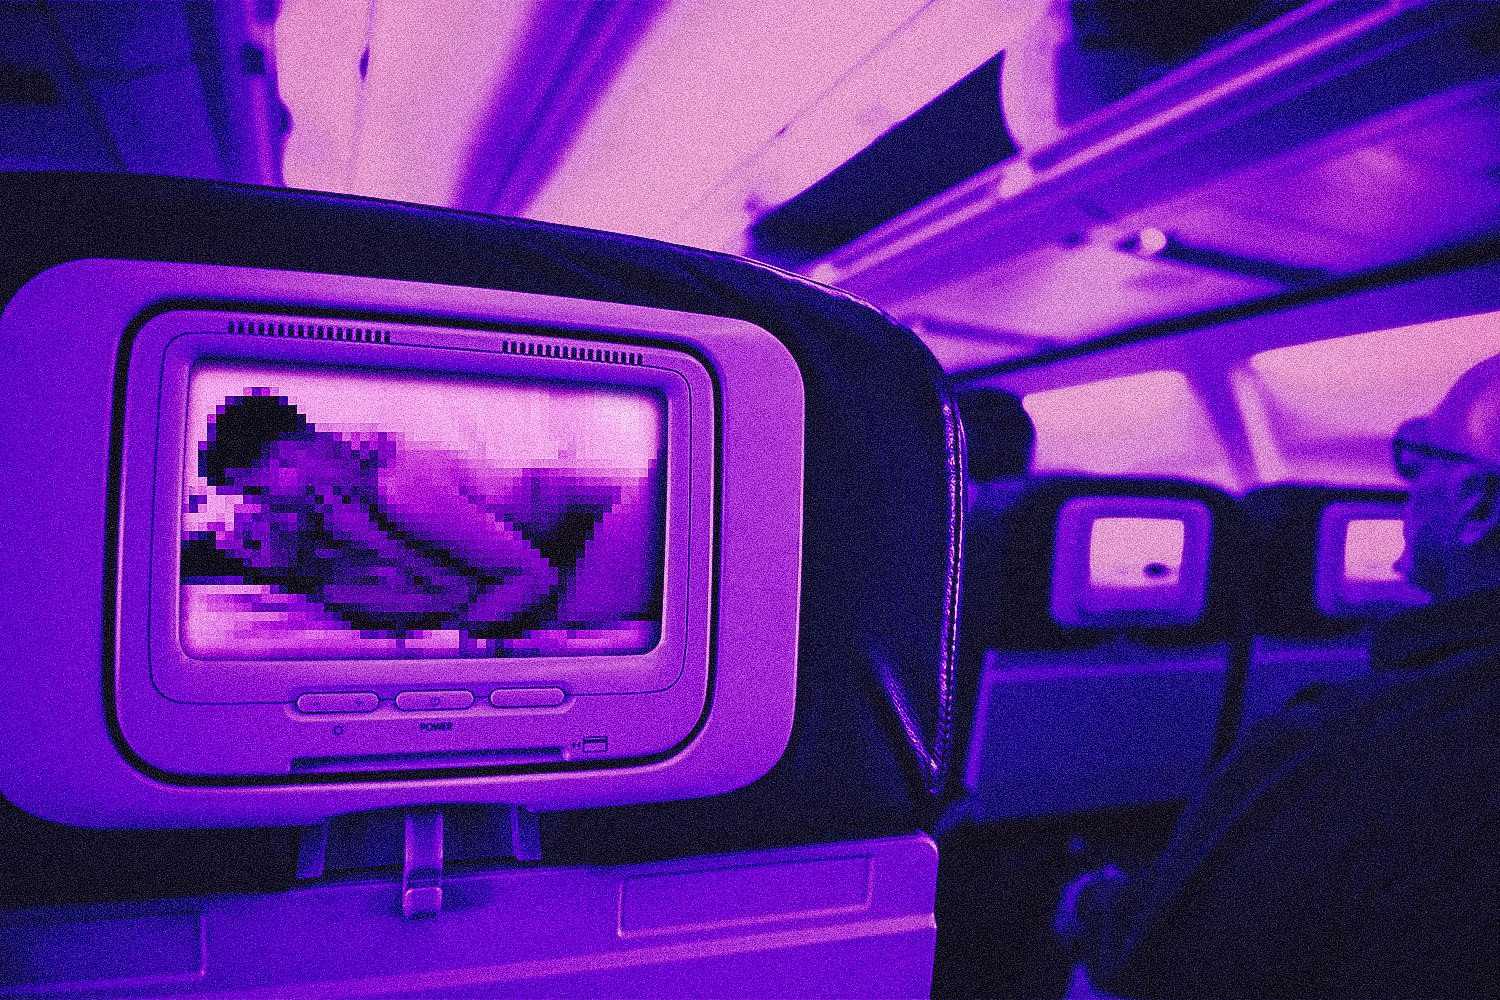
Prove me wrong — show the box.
[1087,517,1185,589]
[1315,502,1427,616]
[181,362,667,661]
[1053,497,1211,626]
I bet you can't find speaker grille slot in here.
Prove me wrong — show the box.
[228,319,391,343]
[225,318,643,364]
[499,340,644,365]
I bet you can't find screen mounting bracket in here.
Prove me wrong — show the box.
[294,804,543,918]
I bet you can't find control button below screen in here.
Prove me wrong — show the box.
[296,691,379,714]
[395,690,476,711]
[489,687,567,708]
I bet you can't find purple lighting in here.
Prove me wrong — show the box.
[181,362,666,660]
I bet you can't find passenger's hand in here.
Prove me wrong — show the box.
[1054,865,1127,957]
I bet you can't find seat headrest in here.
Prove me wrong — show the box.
[0,171,965,849]
[1241,485,1426,636]
[956,387,1034,482]
[966,476,1237,651]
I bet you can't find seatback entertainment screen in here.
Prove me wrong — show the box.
[109,308,724,779]
[1052,496,1212,626]
[1315,503,1428,615]
[181,362,667,661]
[0,259,802,822]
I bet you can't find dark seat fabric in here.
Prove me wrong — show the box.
[1239,485,1410,640]
[956,387,1034,484]
[0,171,964,887]
[1081,584,1500,999]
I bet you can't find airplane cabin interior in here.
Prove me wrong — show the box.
[2,1,1500,997]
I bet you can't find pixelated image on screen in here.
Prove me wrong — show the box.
[179,361,667,660]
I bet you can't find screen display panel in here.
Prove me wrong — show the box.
[180,362,667,661]
[1342,518,1404,583]
[1054,496,1211,626]
[1087,516,1185,589]
[1314,502,1427,616]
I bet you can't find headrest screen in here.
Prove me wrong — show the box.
[1088,517,1185,589]
[1052,496,1211,627]
[1342,518,1405,583]
[182,361,667,661]
[1315,501,1427,617]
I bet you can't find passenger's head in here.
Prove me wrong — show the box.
[201,395,356,503]
[1393,355,1500,599]
[956,387,1035,482]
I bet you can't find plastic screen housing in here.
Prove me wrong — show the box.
[0,260,803,827]
[1315,502,1428,616]
[1050,497,1212,627]
[118,311,710,777]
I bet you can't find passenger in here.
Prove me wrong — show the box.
[192,393,560,637]
[956,387,1035,485]
[1058,355,1500,997]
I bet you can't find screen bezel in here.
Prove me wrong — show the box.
[114,310,717,777]
[119,315,708,704]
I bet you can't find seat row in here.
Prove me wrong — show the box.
[957,477,1425,821]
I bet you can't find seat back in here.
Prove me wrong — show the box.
[0,835,938,998]
[0,172,963,998]
[956,386,1034,485]
[960,476,1238,819]
[1236,485,1425,732]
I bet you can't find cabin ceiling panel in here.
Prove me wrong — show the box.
[523,0,934,243]
[1246,312,1500,446]
[1091,85,1500,281]
[89,69,219,177]
[50,2,222,179]
[1209,145,1500,270]
[0,2,233,178]
[0,7,117,172]
[47,2,194,74]
[1123,198,1367,273]
[828,4,1500,372]
[1397,89,1500,175]
[1021,369,1238,489]
[666,0,1044,254]
[276,0,661,211]
[909,323,1046,372]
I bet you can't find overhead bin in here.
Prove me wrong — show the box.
[801,0,1500,370]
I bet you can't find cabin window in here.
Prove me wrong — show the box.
[1243,310,1500,486]
[1022,369,1234,488]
